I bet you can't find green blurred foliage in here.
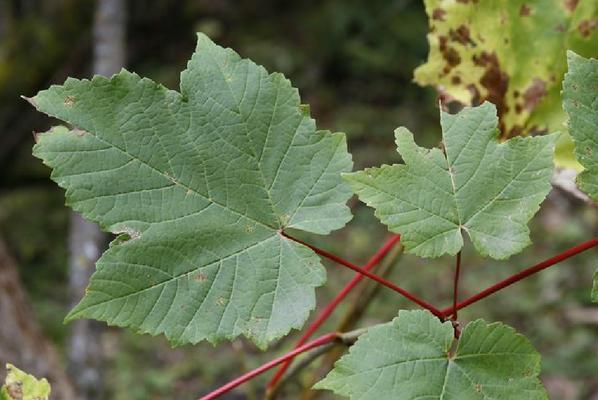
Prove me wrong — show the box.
[0,0,596,399]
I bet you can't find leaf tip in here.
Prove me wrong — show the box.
[20,95,37,108]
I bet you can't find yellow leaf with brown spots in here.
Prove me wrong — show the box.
[415,0,598,169]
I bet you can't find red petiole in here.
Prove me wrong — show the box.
[282,231,444,318]
[451,251,462,320]
[440,237,597,318]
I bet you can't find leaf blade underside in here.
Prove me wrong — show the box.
[30,33,353,348]
[344,102,557,259]
[315,310,548,400]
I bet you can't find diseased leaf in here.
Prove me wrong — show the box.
[29,33,353,348]
[0,364,51,400]
[315,310,547,400]
[562,51,598,200]
[344,102,557,259]
[415,0,598,168]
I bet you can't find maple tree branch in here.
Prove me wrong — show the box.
[441,237,598,317]
[198,329,366,400]
[282,232,444,318]
[267,234,401,390]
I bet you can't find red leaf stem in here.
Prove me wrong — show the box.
[282,232,444,318]
[451,251,462,321]
[441,238,598,317]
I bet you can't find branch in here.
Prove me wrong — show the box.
[282,232,444,318]
[440,237,598,317]
[267,234,401,390]
[198,329,366,400]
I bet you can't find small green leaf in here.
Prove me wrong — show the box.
[415,0,598,168]
[0,364,50,400]
[562,51,598,200]
[315,310,547,400]
[29,33,353,348]
[344,102,557,259]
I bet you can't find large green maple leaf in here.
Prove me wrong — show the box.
[344,102,557,259]
[562,51,598,200]
[315,310,547,400]
[0,364,50,400]
[29,33,353,348]
[415,0,598,168]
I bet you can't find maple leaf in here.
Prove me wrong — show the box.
[29,33,353,348]
[315,310,548,400]
[344,102,557,259]
[415,0,598,168]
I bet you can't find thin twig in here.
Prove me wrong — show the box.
[198,329,366,400]
[281,232,444,318]
[267,234,401,390]
[440,238,598,317]
[267,327,368,399]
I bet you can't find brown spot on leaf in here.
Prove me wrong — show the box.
[564,0,579,12]
[523,78,547,112]
[444,48,461,67]
[432,8,446,21]
[579,19,598,37]
[472,52,510,133]
[555,24,566,33]
[449,25,474,46]
[520,4,531,16]
[439,36,461,73]
[509,125,525,138]
[64,95,76,107]
[475,384,482,393]
[515,103,523,114]
[451,75,462,85]
[193,272,207,282]
[7,380,23,399]
[439,35,448,50]
[467,84,481,104]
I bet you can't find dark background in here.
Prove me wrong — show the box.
[0,1,596,399]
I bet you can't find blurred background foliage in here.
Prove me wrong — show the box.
[0,1,596,399]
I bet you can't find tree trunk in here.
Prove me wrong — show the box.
[0,236,75,400]
[66,1,126,399]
